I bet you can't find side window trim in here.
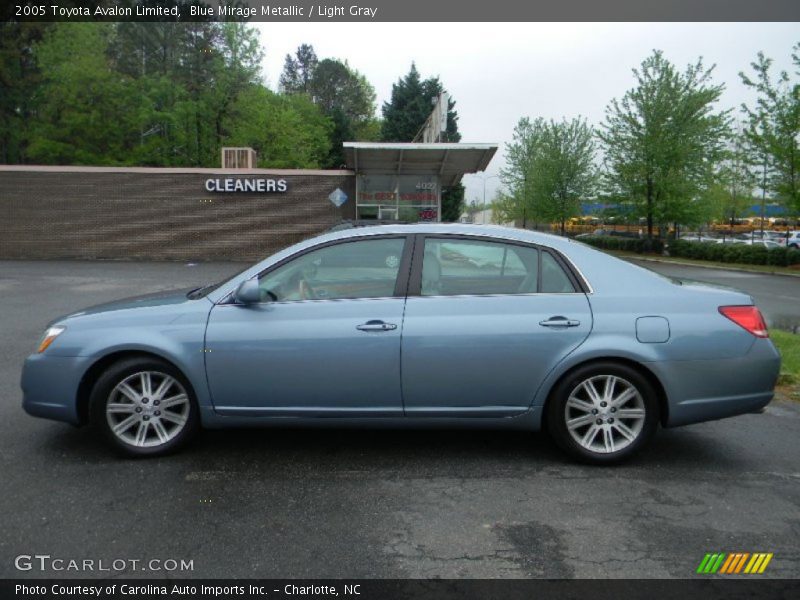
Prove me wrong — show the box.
[543,247,586,293]
[407,234,588,297]
[222,234,414,304]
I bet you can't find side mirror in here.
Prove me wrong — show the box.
[233,279,262,304]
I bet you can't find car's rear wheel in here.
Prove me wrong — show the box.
[547,362,658,464]
[90,357,199,457]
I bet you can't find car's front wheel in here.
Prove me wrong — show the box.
[547,362,659,464]
[90,357,199,457]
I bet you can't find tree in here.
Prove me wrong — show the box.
[0,22,51,163]
[530,118,597,234]
[598,50,731,239]
[26,23,142,165]
[279,43,318,94]
[740,44,800,217]
[308,58,377,167]
[381,63,460,143]
[499,117,596,233]
[499,117,546,227]
[715,125,757,227]
[381,63,465,221]
[211,23,264,143]
[380,63,427,142]
[223,85,332,168]
[491,189,528,225]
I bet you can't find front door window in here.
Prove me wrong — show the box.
[258,238,406,302]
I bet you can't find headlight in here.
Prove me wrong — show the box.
[37,326,66,353]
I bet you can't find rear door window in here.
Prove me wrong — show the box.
[420,238,539,296]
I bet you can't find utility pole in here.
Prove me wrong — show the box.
[760,152,768,237]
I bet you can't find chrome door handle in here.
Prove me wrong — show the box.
[539,316,581,328]
[356,320,397,332]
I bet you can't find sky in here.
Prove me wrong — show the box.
[253,22,799,203]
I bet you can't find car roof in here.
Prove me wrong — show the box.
[309,223,582,253]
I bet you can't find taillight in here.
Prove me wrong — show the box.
[719,306,769,338]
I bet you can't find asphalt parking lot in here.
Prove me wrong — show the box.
[629,258,800,329]
[0,259,798,579]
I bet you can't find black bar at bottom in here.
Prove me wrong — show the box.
[2,579,799,600]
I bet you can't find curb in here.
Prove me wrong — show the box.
[620,255,800,279]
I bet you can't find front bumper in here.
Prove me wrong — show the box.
[21,353,88,425]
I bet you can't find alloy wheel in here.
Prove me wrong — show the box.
[563,374,646,454]
[105,371,190,448]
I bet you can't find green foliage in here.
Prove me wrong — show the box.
[16,20,268,167]
[381,63,425,142]
[279,43,318,94]
[441,184,466,222]
[308,58,377,167]
[579,236,665,254]
[501,116,597,231]
[0,22,51,163]
[277,46,378,167]
[710,124,758,223]
[381,63,461,144]
[740,44,800,217]
[770,330,800,385]
[598,50,731,237]
[499,117,544,225]
[3,25,384,170]
[669,239,800,266]
[27,23,141,165]
[224,86,332,168]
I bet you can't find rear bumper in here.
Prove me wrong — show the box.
[649,338,781,427]
[21,354,87,425]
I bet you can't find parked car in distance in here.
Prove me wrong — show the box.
[735,230,786,245]
[21,224,780,464]
[576,228,640,239]
[741,239,782,250]
[785,231,799,249]
[679,235,722,244]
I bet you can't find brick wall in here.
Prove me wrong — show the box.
[0,167,356,261]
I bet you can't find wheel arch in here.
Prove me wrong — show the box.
[76,350,196,426]
[540,357,670,428]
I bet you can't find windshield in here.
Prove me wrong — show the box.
[185,264,255,299]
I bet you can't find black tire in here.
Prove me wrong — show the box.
[546,362,659,465]
[89,357,199,457]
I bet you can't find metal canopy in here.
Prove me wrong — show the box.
[343,142,497,187]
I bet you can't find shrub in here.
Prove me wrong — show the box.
[578,236,664,254]
[668,239,800,266]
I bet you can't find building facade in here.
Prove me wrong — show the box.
[0,143,496,262]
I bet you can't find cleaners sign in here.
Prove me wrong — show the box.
[205,178,288,193]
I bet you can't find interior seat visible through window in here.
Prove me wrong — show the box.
[419,238,576,296]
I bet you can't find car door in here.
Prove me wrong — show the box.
[204,235,411,417]
[401,235,592,417]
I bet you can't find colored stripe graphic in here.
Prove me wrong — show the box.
[732,553,749,573]
[697,554,713,573]
[719,554,736,574]
[698,552,773,574]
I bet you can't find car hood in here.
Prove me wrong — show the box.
[57,287,207,322]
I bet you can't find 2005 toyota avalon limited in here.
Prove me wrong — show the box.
[21,224,780,463]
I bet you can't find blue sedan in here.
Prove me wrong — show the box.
[21,225,780,463]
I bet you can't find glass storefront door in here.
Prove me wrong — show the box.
[356,174,441,222]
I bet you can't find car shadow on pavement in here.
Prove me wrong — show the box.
[34,420,748,475]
